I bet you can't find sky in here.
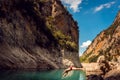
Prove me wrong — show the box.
[61,0,120,56]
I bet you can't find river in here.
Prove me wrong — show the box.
[0,69,86,80]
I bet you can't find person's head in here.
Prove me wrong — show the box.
[69,64,74,69]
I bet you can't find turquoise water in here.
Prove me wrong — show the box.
[0,70,86,80]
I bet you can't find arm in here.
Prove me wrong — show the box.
[63,67,72,73]
[72,67,85,70]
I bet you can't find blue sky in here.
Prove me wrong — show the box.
[61,0,120,56]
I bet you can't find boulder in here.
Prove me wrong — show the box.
[97,56,110,75]
[87,74,103,80]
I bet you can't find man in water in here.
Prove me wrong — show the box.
[63,65,85,74]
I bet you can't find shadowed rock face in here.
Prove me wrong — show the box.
[0,0,81,70]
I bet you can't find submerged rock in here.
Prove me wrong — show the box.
[87,74,103,80]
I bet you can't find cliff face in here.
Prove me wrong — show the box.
[0,0,81,70]
[80,11,120,62]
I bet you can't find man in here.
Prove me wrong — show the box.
[63,65,85,74]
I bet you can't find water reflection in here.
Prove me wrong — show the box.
[0,69,86,80]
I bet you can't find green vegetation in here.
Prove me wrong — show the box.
[102,47,113,61]
[66,41,76,48]
[46,16,54,30]
[81,46,119,63]
[53,30,77,51]
[80,51,93,63]
[46,16,78,51]
[80,56,89,63]
[88,54,102,62]
[88,55,97,62]
[54,30,67,39]
[80,50,104,63]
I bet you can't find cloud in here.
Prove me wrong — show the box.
[94,1,115,13]
[80,40,91,48]
[61,0,82,12]
[95,5,104,12]
[79,40,91,55]
[118,5,120,8]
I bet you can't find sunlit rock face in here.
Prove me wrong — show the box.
[80,11,120,63]
[0,0,81,70]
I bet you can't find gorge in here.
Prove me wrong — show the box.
[81,11,120,80]
[80,11,120,63]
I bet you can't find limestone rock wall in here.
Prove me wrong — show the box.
[0,0,81,70]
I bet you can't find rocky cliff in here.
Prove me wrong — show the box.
[0,0,81,70]
[80,11,120,63]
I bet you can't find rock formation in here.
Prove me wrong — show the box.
[80,11,120,63]
[104,69,120,80]
[0,0,81,70]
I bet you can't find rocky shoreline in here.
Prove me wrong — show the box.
[82,63,120,80]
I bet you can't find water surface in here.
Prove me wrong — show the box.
[0,69,86,80]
